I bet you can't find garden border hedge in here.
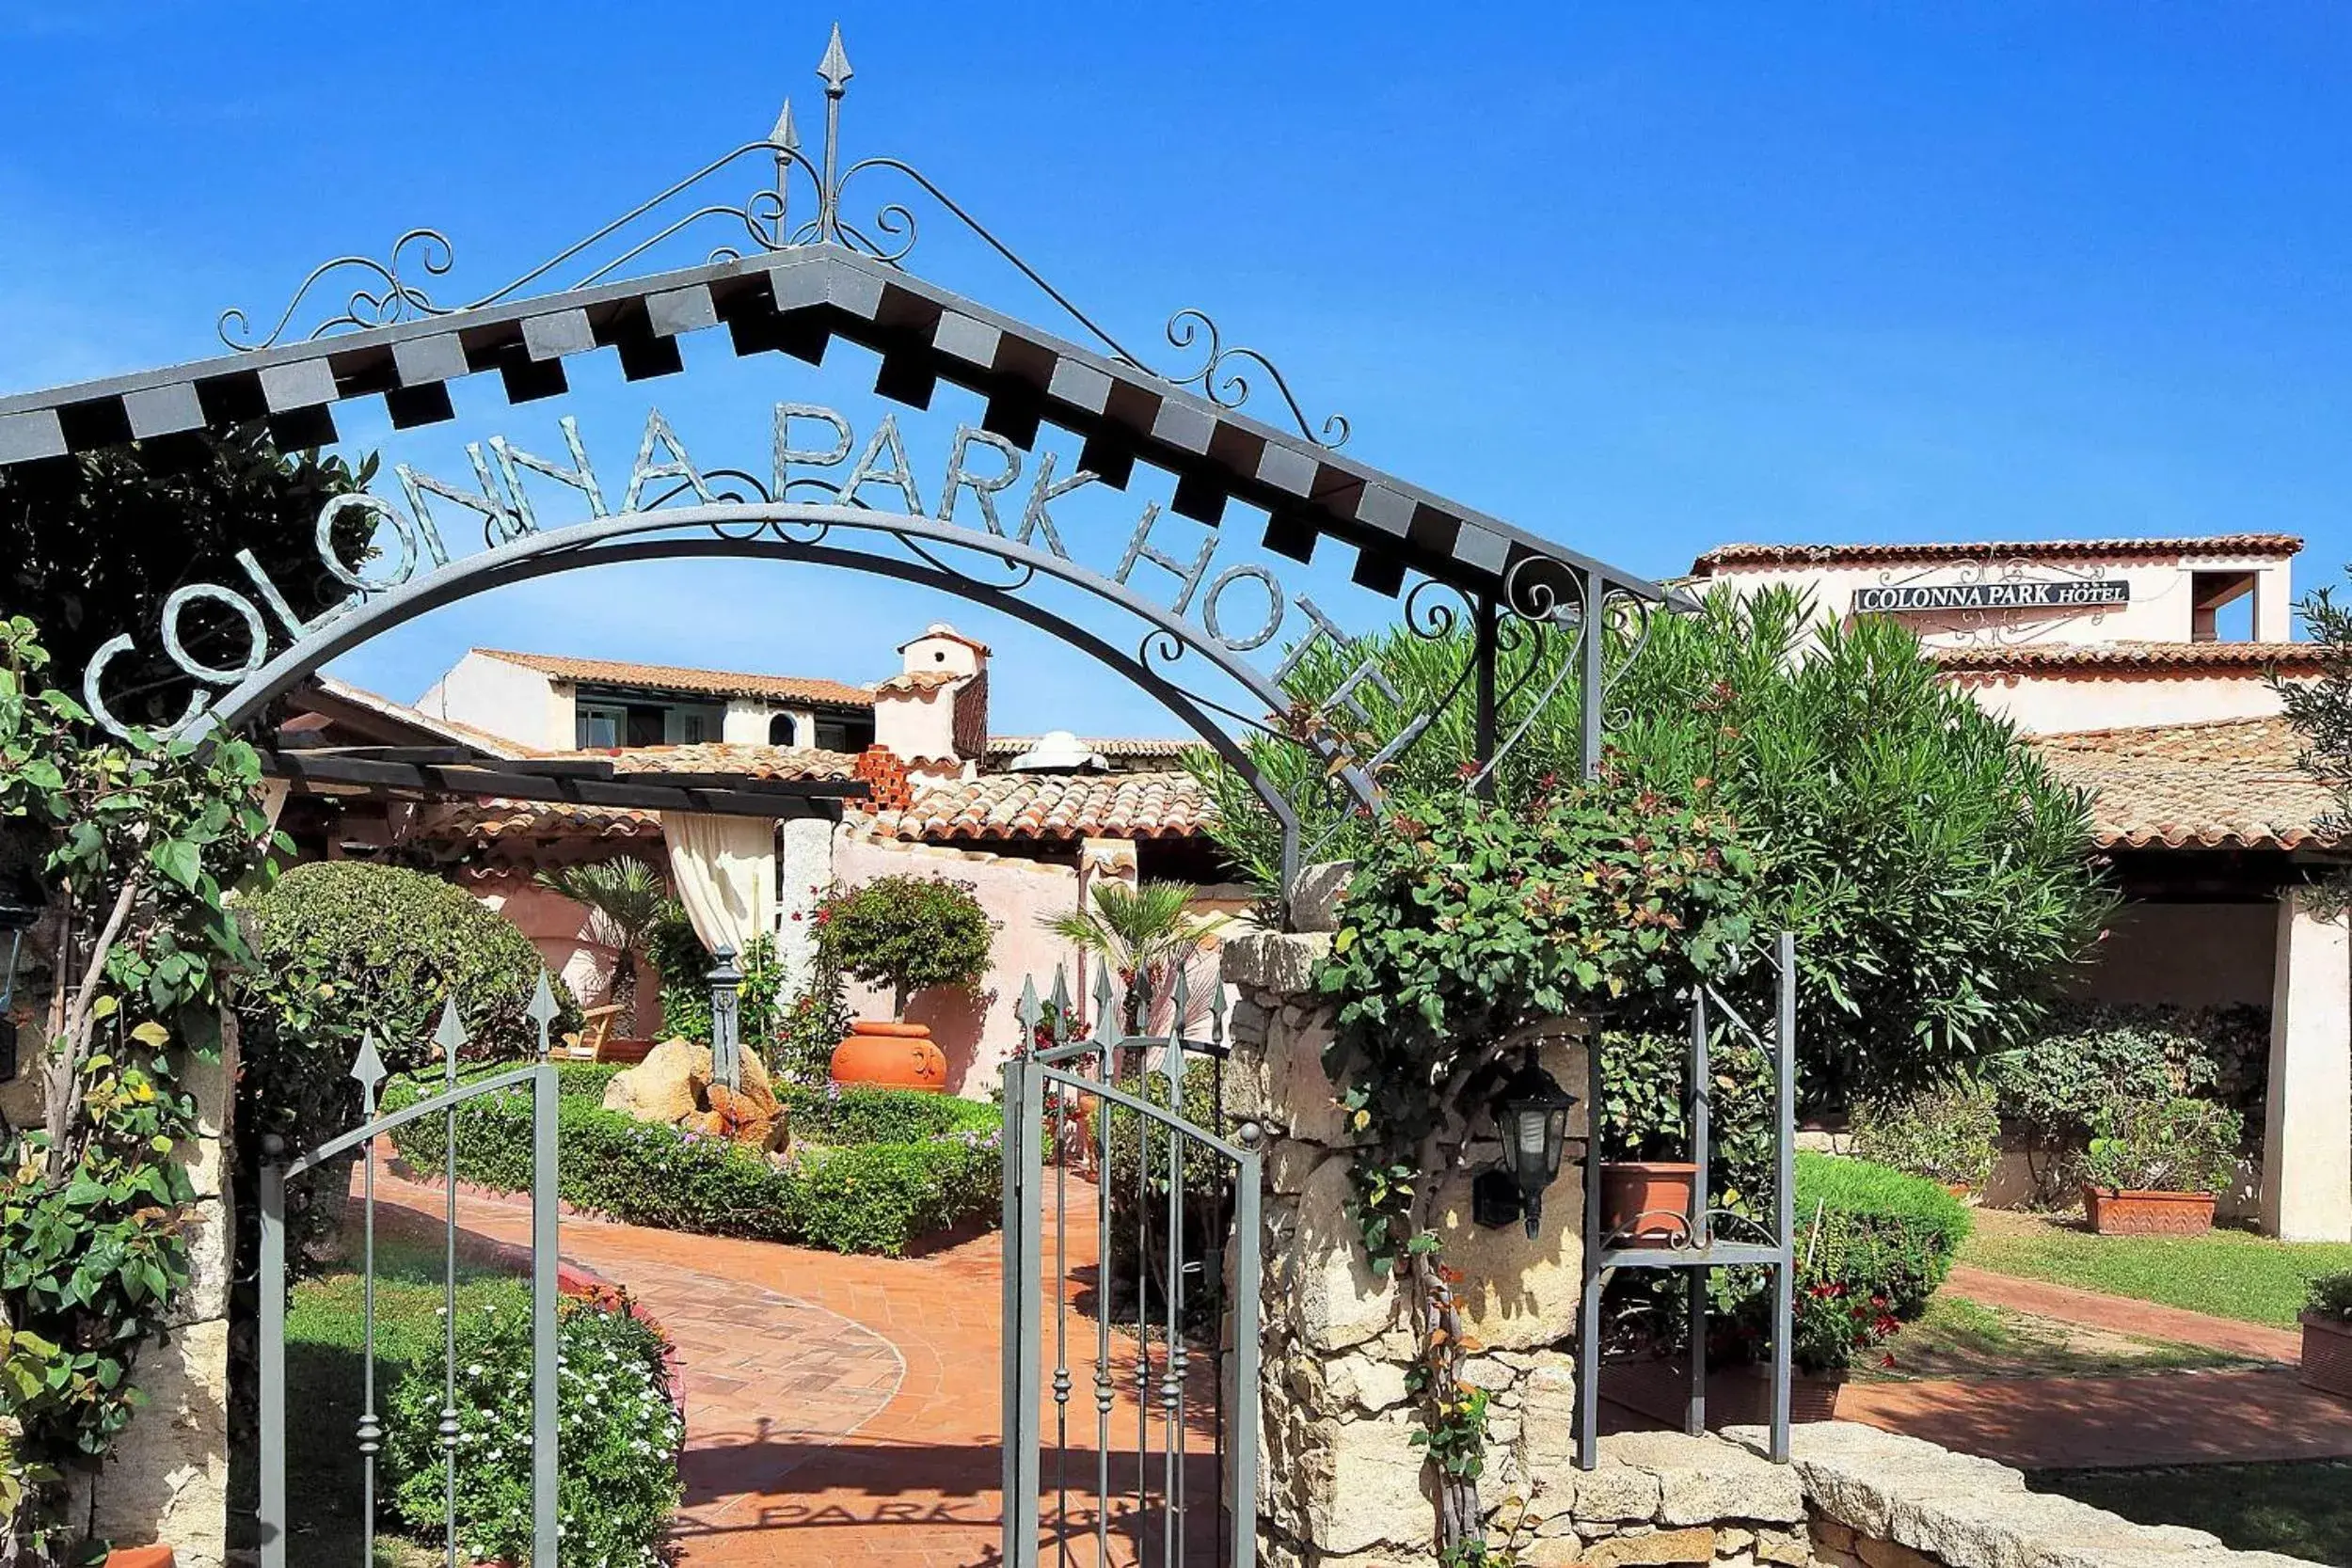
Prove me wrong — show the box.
[384,1071,1003,1257]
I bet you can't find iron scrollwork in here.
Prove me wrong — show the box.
[215,26,1352,449]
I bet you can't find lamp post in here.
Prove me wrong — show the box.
[1472,1048,1581,1238]
[707,945,743,1092]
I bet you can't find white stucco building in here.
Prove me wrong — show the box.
[1692,531,2349,1242]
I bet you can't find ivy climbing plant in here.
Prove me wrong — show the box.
[0,615,281,1562]
[1315,768,1758,1561]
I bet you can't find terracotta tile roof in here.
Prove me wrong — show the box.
[984,736,1205,763]
[2032,715,2338,850]
[414,798,662,847]
[561,743,860,782]
[299,675,540,757]
[873,670,967,696]
[874,770,1212,843]
[1692,534,2302,574]
[1932,641,2326,674]
[472,649,873,709]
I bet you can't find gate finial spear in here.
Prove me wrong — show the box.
[815,24,852,242]
[817,24,853,94]
[433,996,468,1089]
[351,1031,388,1118]
[527,969,559,1059]
[770,100,800,247]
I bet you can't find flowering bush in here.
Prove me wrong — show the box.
[387,1291,683,1566]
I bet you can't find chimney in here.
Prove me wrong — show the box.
[872,623,991,786]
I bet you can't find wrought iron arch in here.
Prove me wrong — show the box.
[184,501,1351,883]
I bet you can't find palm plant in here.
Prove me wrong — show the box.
[1041,879,1227,1032]
[535,858,669,1022]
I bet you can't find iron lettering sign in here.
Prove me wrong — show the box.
[1851,578,2128,615]
[81,404,1384,743]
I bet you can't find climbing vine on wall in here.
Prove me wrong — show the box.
[1315,768,1758,1562]
[0,616,280,1562]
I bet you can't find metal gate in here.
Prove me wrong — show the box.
[1002,967,1263,1568]
[255,991,563,1566]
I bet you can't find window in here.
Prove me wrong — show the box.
[577,702,627,749]
[814,717,875,752]
[769,713,800,746]
[681,713,707,744]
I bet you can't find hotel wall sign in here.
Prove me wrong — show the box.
[1852,578,2130,614]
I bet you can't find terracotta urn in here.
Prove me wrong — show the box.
[2081,1184,2216,1236]
[831,1020,949,1092]
[1599,1161,1699,1248]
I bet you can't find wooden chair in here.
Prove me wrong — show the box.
[557,1003,626,1062]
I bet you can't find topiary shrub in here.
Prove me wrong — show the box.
[236,860,580,1262]
[387,1290,681,1566]
[820,874,996,1019]
[1778,1152,1973,1373]
[1850,1083,2001,1192]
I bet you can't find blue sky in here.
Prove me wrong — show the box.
[4,4,2348,737]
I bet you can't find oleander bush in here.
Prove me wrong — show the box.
[386,1290,682,1566]
[1850,1083,2001,1192]
[385,1074,1003,1256]
[2080,1096,2244,1196]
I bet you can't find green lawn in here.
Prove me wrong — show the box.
[265,1234,527,1568]
[1962,1212,2352,1329]
[1858,1293,2255,1383]
[2031,1461,2352,1566]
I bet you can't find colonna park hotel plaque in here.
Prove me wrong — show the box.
[1851,577,2131,614]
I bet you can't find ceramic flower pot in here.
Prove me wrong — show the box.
[1599,1161,1699,1248]
[831,1020,949,1092]
[103,1549,176,1568]
[2300,1313,2352,1401]
[2081,1184,2216,1236]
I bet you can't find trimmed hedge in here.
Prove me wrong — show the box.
[386,1075,1002,1257]
[1785,1151,1973,1372]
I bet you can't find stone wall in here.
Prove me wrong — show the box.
[1221,892,1593,1568]
[43,1024,234,1568]
[1220,871,2326,1568]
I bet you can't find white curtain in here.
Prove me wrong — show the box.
[660,813,777,958]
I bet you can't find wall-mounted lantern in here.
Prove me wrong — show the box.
[1471,1049,1581,1238]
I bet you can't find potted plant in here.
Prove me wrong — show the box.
[2301,1271,2352,1402]
[2078,1096,2242,1236]
[820,875,995,1092]
[1594,1029,1699,1247]
[1850,1083,2000,1201]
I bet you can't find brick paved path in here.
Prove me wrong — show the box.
[374,1162,1219,1568]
